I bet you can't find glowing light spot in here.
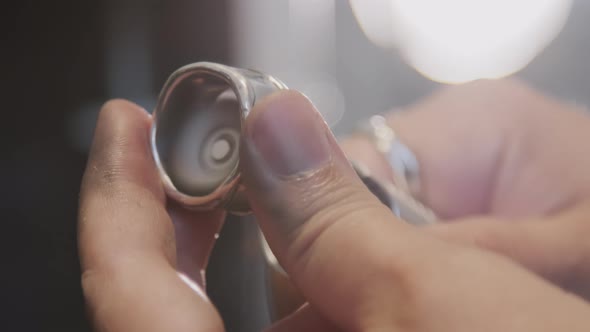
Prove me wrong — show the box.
[351,0,572,83]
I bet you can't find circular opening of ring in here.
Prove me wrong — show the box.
[154,70,242,197]
[212,138,231,162]
[200,127,240,170]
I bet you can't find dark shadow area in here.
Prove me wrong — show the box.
[1,1,230,330]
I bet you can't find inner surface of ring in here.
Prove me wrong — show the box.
[155,72,242,197]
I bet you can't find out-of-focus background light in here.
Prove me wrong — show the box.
[351,0,573,83]
[350,0,399,49]
[231,0,345,127]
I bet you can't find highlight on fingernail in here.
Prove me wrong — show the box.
[246,91,332,176]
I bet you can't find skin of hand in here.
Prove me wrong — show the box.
[339,79,590,299]
[78,100,225,331]
[78,80,590,332]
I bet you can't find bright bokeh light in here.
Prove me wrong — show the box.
[350,0,398,49]
[350,0,573,83]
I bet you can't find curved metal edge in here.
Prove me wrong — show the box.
[151,62,287,211]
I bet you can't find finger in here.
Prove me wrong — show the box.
[343,79,590,218]
[266,304,340,332]
[240,90,454,329]
[341,80,590,297]
[79,100,223,331]
[428,200,590,299]
[241,92,590,331]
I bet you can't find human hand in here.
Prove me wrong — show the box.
[239,88,590,331]
[340,79,590,299]
[78,100,225,331]
[79,80,590,331]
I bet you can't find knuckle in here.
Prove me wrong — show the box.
[80,265,132,324]
[80,258,142,304]
[391,247,483,324]
[80,268,104,309]
[355,239,456,330]
[282,165,387,269]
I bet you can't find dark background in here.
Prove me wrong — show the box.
[3,1,230,330]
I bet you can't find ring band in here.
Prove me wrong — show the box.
[150,62,288,214]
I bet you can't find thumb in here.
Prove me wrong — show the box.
[240,91,590,332]
[239,91,450,329]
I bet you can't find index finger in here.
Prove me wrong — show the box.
[78,100,223,331]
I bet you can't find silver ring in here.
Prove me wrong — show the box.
[150,62,287,214]
[357,114,421,196]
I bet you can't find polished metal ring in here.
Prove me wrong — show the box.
[150,62,287,214]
